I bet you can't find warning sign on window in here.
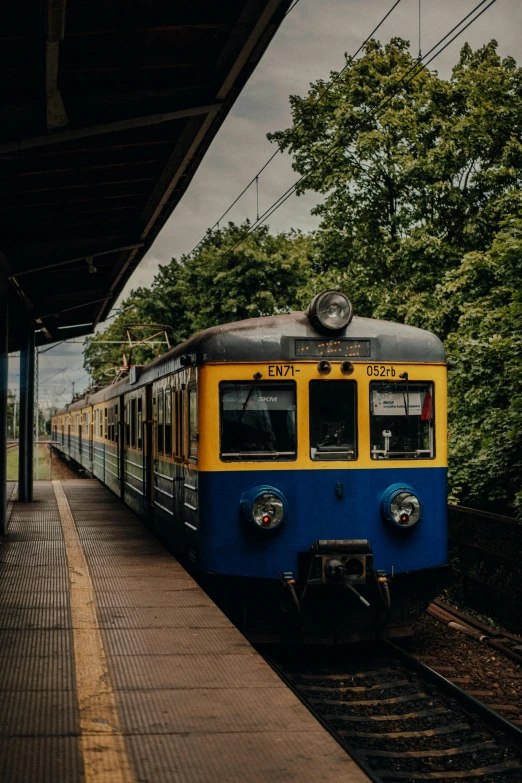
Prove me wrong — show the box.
[372,392,423,416]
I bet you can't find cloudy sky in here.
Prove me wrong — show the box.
[11,0,520,408]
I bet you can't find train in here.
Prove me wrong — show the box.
[52,290,449,643]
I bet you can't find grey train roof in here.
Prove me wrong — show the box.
[55,312,445,413]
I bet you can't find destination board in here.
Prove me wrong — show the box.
[295,339,371,358]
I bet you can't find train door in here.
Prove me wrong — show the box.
[144,385,153,513]
[90,410,94,464]
[119,396,125,496]
[173,383,185,530]
[151,385,160,515]
[183,376,199,564]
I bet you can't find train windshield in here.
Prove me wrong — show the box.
[220,382,296,461]
[370,381,434,459]
[309,381,357,460]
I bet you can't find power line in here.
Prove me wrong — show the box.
[186,0,404,257]
[38,340,67,354]
[205,0,498,267]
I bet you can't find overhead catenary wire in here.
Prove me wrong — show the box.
[205,0,498,268]
[284,0,302,17]
[187,0,404,257]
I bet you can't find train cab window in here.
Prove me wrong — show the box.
[309,381,357,460]
[158,390,164,454]
[220,382,296,461]
[370,381,435,460]
[165,389,172,456]
[189,383,198,460]
[137,398,143,451]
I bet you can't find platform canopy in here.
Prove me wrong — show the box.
[0,0,292,350]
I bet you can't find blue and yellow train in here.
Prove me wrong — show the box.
[52,290,448,642]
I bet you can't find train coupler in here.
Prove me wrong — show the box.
[307,540,372,585]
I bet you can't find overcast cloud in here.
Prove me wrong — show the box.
[10,0,520,406]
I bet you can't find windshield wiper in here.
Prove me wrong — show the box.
[236,384,258,426]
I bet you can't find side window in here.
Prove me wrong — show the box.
[309,381,357,460]
[158,390,164,454]
[131,398,137,449]
[137,397,142,451]
[189,383,198,460]
[114,405,119,444]
[125,401,130,446]
[104,408,108,439]
[165,388,172,456]
[174,389,183,459]
[370,381,435,459]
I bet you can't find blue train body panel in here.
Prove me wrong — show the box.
[198,468,447,579]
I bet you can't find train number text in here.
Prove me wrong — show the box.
[268,365,299,377]
[366,365,396,377]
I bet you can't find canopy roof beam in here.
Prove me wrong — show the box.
[46,0,68,130]
[0,104,222,156]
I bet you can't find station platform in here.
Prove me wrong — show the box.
[0,479,369,783]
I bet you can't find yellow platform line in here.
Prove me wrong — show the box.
[52,480,135,783]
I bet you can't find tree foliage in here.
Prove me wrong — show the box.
[442,214,522,515]
[269,38,522,331]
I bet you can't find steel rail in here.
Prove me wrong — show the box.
[261,639,522,783]
[261,649,384,783]
[383,639,522,750]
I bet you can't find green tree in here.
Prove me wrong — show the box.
[268,39,522,330]
[85,223,312,383]
[442,214,522,515]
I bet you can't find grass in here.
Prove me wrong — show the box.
[6,444,52,481]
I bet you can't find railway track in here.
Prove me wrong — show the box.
[263,641,522,782]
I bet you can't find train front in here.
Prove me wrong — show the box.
[196,292,449,642]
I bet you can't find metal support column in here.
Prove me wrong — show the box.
[0,270,8,533]
[18,319,35,502]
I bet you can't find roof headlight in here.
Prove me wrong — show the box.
[307,290,353,333]
[240,486,287,532]
[381,484,422,530]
